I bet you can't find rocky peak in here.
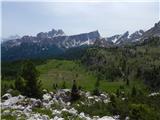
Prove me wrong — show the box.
[36,29,65,38]
[154,21,160,28]
[88,30,101,39]
[129,30,144,41]
[121,31,129,38]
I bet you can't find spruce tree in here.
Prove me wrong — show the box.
[131,86,137,97]
[22,61,42,98]
[93,79,100,96]
[15,76,25,93]
[62,81,66,89]
[71,80,80,101]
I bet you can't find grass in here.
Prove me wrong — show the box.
[37,59,97,91]
[1,114,17,120]
[32,107,52,118]
[37,59,145,93]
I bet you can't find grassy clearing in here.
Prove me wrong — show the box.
[37,59,97,91]
[37,59,145,93]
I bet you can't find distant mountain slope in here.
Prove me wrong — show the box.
[106,30,145,45]
[2,30,100,61]
[141,21,160,40]
[2,21,160,61]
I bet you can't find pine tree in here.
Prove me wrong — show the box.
[15,76,25,93]
[131,86,137,97]
[22,61,42,98]
[62,81,66,89]
[71,80,80,101]
[93,79,100,96]
[116,89,120,97]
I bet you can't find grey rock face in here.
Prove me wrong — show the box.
[106,30,145,45]
[141,21,160,40]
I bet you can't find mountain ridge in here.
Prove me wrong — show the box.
[2,21,160,61]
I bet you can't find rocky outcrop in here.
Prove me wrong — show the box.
[1,89,117,120]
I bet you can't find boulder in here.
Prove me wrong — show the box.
[30,98,42,107]
[2,96,24,109]
[2,93,12,100]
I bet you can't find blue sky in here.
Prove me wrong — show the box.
[1,0,159,38]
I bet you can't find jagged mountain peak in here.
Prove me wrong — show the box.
[154,21,160,28]
[36,29,65,38]
[106,30,145,45]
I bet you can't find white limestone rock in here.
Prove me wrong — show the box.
[2,93,12,100]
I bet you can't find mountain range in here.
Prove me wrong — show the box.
[1,21,160,61]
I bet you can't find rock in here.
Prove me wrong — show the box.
[23,105,32,116]
[79,112,92,120]
[95,98,101,102]
[12,104,25,110]
[68,108,77,115]
[66,102,71,106]
[122,98,125,101]
[88,96,94,100]
[2,93,12,100]
[58,98,66,107]
[113,115,120,119]
[18,95,25,99]
[43,89,48,93]
[79,112,85,118]
[80,101,85,105]
[85,92,91,97]
[125,116,129,120]
[98,116,115,120]
[103,99,110,104]
[148,92,160,97]
[2,96,23,109]
[62,108,68,112]
[100,93,108,99]
[52,109,62,116]
[27,113,42,120]
[43,100,54,109]
[30,98,42,107]
[93,116,100,119]
[43,93,52,102]
[53,116,64,120]
[42,115,49,120]
[52,97,59,104]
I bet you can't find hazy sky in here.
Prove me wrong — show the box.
[1,0,159,38]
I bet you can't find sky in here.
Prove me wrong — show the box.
[1,0,160,38]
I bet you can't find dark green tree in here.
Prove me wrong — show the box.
[93,79,100,96]
[71,80,80,101]
[22,61,42,98]
[131,86,137,97]
[15,76,25,93]
[116,89,120,97]
[62,81,66,89]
